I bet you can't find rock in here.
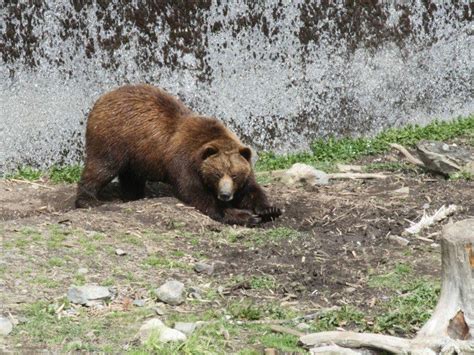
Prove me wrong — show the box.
[188,286,203,299]
[296,322,311,331]
[133,299,146,307]
[416,140,473,176]
[155,280,185,305]
[282,163,329,186]
[67,285,111,305]
[0,316,13,336]
[77,267,88,275]
[194,262,214,275]
[390,187,410,196]
[388,235,410,247]
[139,318,186,343]
[174,322,197,336]
[115,248,127,256]
[154,306,166,315]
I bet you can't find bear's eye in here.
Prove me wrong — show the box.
[231,174,238,180]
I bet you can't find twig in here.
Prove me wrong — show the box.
[8,178,54,190]
[270,324,305,337]
[389,143,424,166]
[328,173,389,180]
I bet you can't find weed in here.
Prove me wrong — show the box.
[47,257,64,267]
[143,255,190,270]
[371,281,440,335]
[6,166,42,181]
[368,263,412,289]
[48,165,82,183]
[449,171,473,181]
[312,305,365,331]
[256,116,474,171]
[365,162,419,173]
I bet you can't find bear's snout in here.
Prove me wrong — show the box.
[218,175,234,201]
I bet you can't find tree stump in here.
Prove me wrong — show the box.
[300,219,474,354]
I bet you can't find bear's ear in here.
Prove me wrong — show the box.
[239,147,252,162]
[201,145,218,160]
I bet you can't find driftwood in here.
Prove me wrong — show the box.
[300,219,474,354]
[390,143,425,167]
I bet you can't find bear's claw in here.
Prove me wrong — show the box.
[256,207,282,222]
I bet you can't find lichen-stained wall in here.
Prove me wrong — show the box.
[0,1,472,172]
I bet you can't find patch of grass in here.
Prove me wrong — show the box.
[368,263,412,289]
[13,301,150,351]
[256,332,304,353]
[48,165,82,183]
[365,162,419,173]
[371,280,440,335]
[6,166,42,181]
[228,301,296,321]
[256,116,474,171]
[449,171,473,181]
[312,305,365,332]
[143,255,190,270]
[367,263,441,334]
[47,257,65,267]
[32,276,61,288]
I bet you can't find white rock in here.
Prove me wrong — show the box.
[282,163,329,186]
[194,262,214,275]
[115,248,127,256]
[0,316,13,336]
[139,318,186,344]
[155,280,185,306]
[67,285,111,305]
[174,322,197,336]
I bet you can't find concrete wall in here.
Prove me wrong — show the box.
[1,1,472,172]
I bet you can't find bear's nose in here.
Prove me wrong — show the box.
[218,193,232,201]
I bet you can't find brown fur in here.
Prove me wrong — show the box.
[75,84,281,226]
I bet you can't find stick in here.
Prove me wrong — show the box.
[327,173,389,180]
[389,143,424,166]
[270,324,305,337]
[8,178,54,190]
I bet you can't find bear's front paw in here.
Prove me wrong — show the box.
[224,208,261,227]
[256,206,282,222]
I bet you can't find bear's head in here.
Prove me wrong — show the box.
[199,141,252,202]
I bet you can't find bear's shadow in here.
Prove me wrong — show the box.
[98,181,175,203]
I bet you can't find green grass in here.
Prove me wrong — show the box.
[312,306,365,332]
[5,164,83,183]
[256,115,474,171]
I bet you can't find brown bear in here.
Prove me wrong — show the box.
[75,84,281,226]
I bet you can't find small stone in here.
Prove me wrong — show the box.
[155,280,185,305]
[188,286,203,299]
[431,243,440,248]
[67,285,111,305]
[0,316,13,336]
[174,322,197,336]
[344,287,356,293]
[77,268,88,275]
[154,307,165,316]
[388,235,410,247]
[194,262,214,275]
[133,299,146,307]
[139,318,186,344]
[115,249,127,256]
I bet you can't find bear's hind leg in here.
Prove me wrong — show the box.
[75,160,119,208]
[119,170,146,201]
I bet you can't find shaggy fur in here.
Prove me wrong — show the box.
[75,84,281,226]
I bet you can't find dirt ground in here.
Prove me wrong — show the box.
[0,158,473,352]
